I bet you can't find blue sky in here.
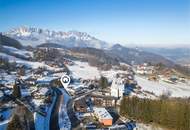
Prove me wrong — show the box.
[0,0,189,47]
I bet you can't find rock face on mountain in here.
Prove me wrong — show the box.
[4,26,108,49]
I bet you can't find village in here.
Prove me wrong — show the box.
[0,47,190,130]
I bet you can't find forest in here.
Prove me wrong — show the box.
[120,97,190,130]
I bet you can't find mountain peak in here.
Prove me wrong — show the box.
[4,26,109,48]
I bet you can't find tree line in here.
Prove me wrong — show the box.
[0,56,17,71]
[120,97,190,130]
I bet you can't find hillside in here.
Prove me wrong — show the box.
[142,47,190,65]
[69,47,120,70]
[0,34,23,49]
[107,44,174,67]
[3,27,189,76]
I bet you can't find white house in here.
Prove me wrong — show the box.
[136,63,154,75]
[110,77,125,98]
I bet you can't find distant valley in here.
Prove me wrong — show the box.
[141,47,190,65]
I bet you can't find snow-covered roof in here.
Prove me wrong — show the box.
[37,76,58,83]
[38,87,49,95]
[93,107,112,120]
[21,89,31,97]
[0,91,4,98]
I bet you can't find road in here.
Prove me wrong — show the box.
[67,98,80,129]
[49,88,62,130]
[66,89,98,129]
[49,87,97,130]
[50,87,79,130]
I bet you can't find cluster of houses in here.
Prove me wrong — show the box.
[0,65,58,121]
[134,63,188,84]
[72,71,137,128]
[135,63,155,75]
[74,97,114,127]
[44,57,74,68]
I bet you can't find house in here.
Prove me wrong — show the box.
[110,77,125,98]
[33,87,51,99]
[74,99,87,113]
[136,63,155,75]
[91,94,118,107]
[25,77,36,85]
[93,107,113,126]
[148,75,158,81]
[179,77,186,83]
[169,75,178,83]
[16,65,26,76]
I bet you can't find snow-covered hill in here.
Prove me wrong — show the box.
[1,44,189,99]
[4,26,109,49]
[68,61,190,98]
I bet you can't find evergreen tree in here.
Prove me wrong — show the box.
[12,83,21,98]
[119,97,190,130]
[99,76,108,89]
[7,114,23,130]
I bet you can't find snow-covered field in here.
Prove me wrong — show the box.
[135,75,190,98]
[135,123,164,130]
[1,45,190,130]
[67,61,128,80]
[68,61,190,98]
[0,51,61,71]
[2,49,190,99]
[67,61,100,80]
[3,45,33,58]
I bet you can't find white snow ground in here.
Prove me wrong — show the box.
[0,52,64,71]
[68,61,190,98]
[67,61,100,80]
[135,123,164,130]
[135,75,190,98]
[3,46,33,58]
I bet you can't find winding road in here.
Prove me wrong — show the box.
[49,88,62,130]
[49,87,80,130]
[49,87,97,130]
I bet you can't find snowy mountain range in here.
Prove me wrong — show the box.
[3,26,189,67]
[4,26,109,49]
